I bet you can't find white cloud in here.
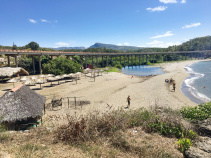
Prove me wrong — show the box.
[28,19,37,24]
[41,19,49,22]
[159,0,177,4]
[146,6,167,12]
[146,40,180,48]
[182,23,201,29]
[55,42,69,47]
[117,43,122,46]
[181,0,186,3]
[124,42,129,46]
[151,31,174,39]
[147,40,164,45]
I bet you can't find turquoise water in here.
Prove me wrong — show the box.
[182,61,211,104]
[122,65,165,76]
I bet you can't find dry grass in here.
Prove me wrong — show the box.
[0,106,190,157]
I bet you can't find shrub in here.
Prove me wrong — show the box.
[180,102,211,120]
[176,138,192,153]
[114,63,122,69]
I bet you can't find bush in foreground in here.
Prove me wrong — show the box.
[180,102,211,121]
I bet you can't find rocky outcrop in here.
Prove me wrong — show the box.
[185,118,211,158]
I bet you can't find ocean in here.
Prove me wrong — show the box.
[122,65,165,76]
[182,61,211,104]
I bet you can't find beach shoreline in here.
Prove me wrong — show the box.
[0,60,205,126]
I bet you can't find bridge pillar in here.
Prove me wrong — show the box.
[7,56,11,67]
[92,56,94,68]
[146,55,148,64]
[120,56,121,65]
[38,55,42,74]
[135,55,136,66]
[15,55,18,67]
[96,56,98,68]
[166,55,167,62]
[139,55,140,66]
[85,55,87,68]
[102,56,104,67]
[152,54,155,63]
[106,56,108,67]
[111,56,113,67]
[142,55,144,65]
[115,56,117,65]
[128,55,129,66]
[131,55,133,67]
[124,55,125,67]
[32,56,36,74]
[72,56,74,62]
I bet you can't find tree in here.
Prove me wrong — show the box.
[43,56,82,75]
[26,41,39,50]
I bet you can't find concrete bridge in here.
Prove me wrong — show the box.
[0,49,211,74]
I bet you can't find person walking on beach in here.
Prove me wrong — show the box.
[127,95,131,108]
[173,83,176,91]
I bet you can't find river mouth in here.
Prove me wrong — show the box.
[122,65,165,76]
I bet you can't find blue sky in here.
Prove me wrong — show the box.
[0,0,211,48]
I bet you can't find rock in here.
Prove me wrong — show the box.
[185,147,211,158]
[195,137,211,153]
[193,118,211,137]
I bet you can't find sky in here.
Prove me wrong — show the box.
[0,0,211,48]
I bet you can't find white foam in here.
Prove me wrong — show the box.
[184,65,204,88]
[184,63,211,103]
[189,87,211,103]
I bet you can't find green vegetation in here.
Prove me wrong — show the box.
[43,56,82,75]
[180,102,211,120]
[176,138,192,153]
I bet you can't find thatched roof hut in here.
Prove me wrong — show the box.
[0,84,45,129]
[0,67,29,77]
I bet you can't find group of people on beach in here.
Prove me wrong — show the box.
[165,78,176,92]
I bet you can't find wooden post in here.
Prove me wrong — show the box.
[74,97,76,109]
[68,98,69,109]
[44,104,45,115]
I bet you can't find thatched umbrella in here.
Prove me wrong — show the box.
[39,75,46,80]
[31,76,38,80]
[7,78,19,88]
[35,79,45,89]
[46,74,54,77]
[62,74,69,82]
[0,84,45,130]
[20,76,28,82]
[23,79,36,88]
[47,77,57,86]
[55,75,63,85]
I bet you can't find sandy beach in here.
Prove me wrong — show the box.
[0,60,200,127]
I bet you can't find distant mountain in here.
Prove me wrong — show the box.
[89,43,146,52]
[53,47,86,50]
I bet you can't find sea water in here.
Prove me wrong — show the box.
[182,61,211,104]
[122,65,165,76]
